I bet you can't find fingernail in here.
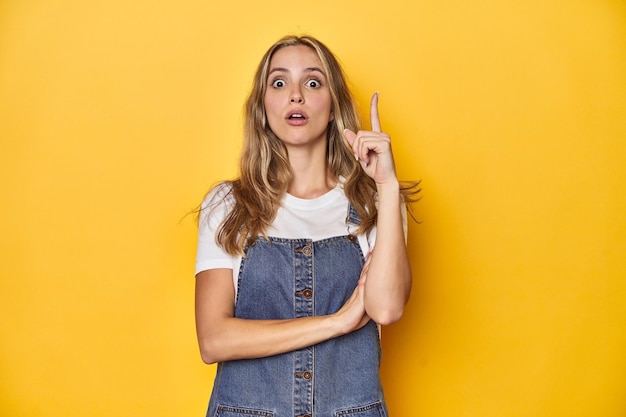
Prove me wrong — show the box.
[354,153,359,161]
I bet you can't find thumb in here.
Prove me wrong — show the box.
[343,128,357,147]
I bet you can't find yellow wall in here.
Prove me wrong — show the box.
[1,0,625,416]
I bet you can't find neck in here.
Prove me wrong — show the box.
[286,142,336,199]
[288,173,337,199]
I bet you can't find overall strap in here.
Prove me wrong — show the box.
[345,203,361,226]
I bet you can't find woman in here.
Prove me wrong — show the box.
[195,35,419,417]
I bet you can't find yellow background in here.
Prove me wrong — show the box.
[1,0,625,416]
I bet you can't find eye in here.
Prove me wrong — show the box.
[305,79,321,88]
[271,79,286,88]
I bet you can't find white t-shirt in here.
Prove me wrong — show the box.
[195,182,378,293]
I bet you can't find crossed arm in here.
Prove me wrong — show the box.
[195,266,371,364]
[194,185,410,364]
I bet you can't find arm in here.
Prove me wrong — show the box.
[363,182,411,325]
[344,92,412,326]
[195,268,370,364]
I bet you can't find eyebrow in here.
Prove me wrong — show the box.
[268,67,326,77]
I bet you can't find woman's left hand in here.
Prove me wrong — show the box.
[343,93,398,186]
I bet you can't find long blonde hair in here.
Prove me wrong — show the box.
[210,35,419,255]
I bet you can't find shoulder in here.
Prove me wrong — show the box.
[199,181,236,227]
[202,181,234,209]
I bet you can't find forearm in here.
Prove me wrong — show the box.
[198,314,351,364]
[196,267,369,364]
[363,180,412,325]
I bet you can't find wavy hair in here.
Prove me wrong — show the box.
[211,35,419,255]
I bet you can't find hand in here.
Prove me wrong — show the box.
[358,251,373,285]
[343,93,398,186]
[333,280,371,334]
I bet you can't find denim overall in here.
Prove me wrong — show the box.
[205,206,388,417]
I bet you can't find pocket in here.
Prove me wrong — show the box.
[215,404,274,417]
[334,401,387,417]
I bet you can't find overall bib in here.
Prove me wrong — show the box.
[206,206,388,417]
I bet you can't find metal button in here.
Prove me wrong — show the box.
[347,234,357,243]
[301,245,312,256]
[295,288,313,298]
[295,371,313,380]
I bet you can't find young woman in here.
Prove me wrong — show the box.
[195,35,419,417]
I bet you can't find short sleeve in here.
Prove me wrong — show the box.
[195,183,236,276]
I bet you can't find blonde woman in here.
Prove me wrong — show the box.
[195,35,419,417]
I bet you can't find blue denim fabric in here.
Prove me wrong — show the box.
[206,206,388,417]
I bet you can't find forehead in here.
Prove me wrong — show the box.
[268,45,324,70]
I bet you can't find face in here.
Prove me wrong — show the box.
[264,45,334,149]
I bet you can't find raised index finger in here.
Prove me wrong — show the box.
[370,92,381,133]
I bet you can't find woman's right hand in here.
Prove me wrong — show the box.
[333,282,371,334]
[333,253,373,334]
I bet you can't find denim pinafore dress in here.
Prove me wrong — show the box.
[206,206,388,417]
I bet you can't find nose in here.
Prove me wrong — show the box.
[289,87,304,104]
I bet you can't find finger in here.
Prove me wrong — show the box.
[358,252,372,284]
[343,128,357,147]
[358,265,368,284]
[344,128,363,162]
[370,92,381,133]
